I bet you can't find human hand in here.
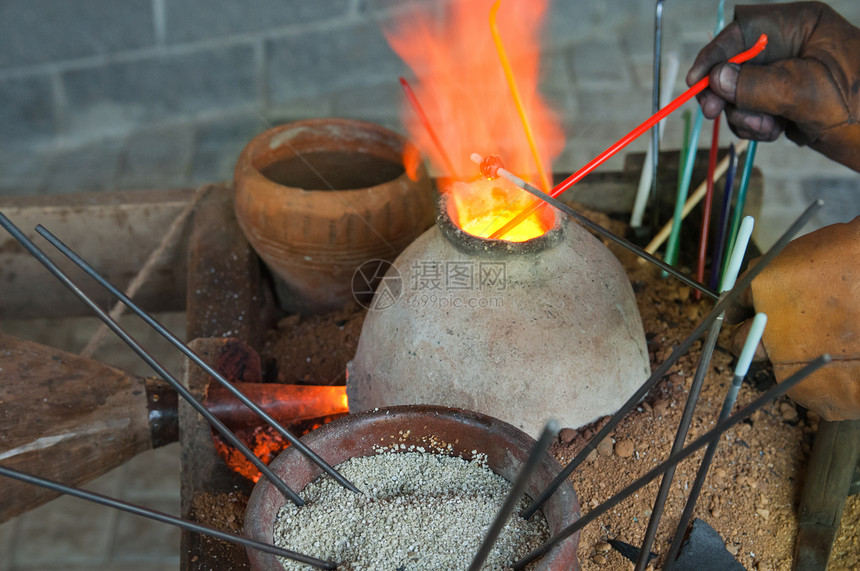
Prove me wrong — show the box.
[687,2,860,171]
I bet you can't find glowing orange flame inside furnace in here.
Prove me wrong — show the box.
[386,0,564,242]
[447,177,555,242]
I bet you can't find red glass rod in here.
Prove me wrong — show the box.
[490,33,768,240]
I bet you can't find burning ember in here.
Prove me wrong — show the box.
[386,0,564,241]
[213,425,290,483]
[213,414,347,483]
[209,383,349,483]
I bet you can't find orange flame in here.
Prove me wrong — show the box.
[385,0,564,241]
[403,142,422,182]
[211,384,349,483]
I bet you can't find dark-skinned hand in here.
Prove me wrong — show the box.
[687,1,860,171]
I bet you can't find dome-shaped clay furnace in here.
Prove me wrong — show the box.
[347,198,651,436]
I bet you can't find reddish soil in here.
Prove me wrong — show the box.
[260,302,366,386]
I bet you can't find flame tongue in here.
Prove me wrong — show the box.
[386,0,564,241]
[209,383,349,483]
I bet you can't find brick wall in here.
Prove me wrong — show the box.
[1,0,416,147]
[0,0,691,148]
[1,0,858,176]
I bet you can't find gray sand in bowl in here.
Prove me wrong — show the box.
[272,450,550,570]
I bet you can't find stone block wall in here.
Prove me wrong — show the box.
[0,1,726,146]
[1,0,857,192]
[2,0,416,147]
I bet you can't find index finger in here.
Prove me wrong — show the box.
[687,22,746,86]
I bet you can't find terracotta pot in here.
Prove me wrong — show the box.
[244,405,580,570]
[234,118,436,314]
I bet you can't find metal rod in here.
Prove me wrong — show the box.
[521,200,822,519]
[650,0,664,233]
[468,420,558,571]
[634,216,754,570]
[664,313,768,569]
[635,306,723,571]
[0,465,336,570]
[636,311,723,570]
[512,355,832,570]
[34,224,361,496]
[469,153,718,300]
[0,212,303,506]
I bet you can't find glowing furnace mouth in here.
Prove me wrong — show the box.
[437,192,563,256]
[444,177,555,243]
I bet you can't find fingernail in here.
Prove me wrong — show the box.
[715,63,740,98]
[742,114,762,133]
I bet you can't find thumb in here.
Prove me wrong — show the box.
[706,62,740,103]
[735,58,848,140]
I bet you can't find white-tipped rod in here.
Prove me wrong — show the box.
[733,312,768,380]
[663,312,767,570]
[721,312,768,431]
[720,215,755,293]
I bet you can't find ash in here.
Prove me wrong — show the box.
[272,451,549,570]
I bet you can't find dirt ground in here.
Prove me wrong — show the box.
[557,209,859,571]
[261,303,366,387]
[252,207,858,570]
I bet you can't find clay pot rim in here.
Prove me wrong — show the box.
[436,193,566,257]
[234,117,427,197]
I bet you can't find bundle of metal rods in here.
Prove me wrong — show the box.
[0,190,828,568]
